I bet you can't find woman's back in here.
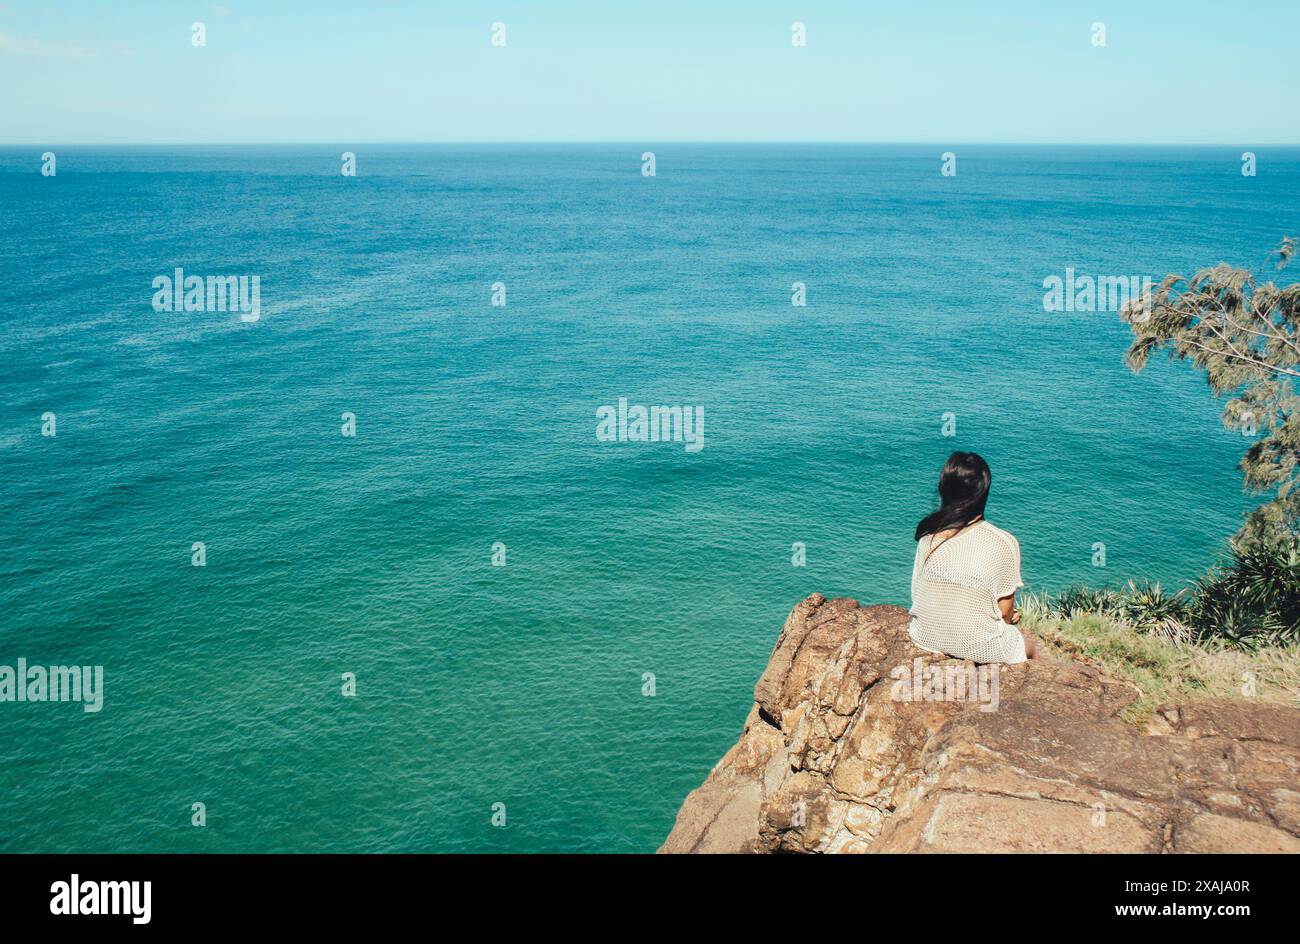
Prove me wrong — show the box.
[908,520,1025,663]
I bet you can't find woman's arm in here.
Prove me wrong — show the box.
[997,594,1020,624]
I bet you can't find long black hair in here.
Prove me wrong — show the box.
[914,451,991,541]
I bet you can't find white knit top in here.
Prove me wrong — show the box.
[908,520,1026,664]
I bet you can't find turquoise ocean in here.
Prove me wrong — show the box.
[1,144,1297,852]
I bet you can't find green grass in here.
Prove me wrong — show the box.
[1019,605,1300,725]
[1030,539,1300,652]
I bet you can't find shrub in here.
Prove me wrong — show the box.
[1033,543,1300,650]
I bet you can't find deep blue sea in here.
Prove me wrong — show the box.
[1,144,1296,852]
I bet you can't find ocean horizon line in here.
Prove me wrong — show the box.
[5,140,1300,149]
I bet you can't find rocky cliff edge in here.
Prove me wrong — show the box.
[660,594,1300,853]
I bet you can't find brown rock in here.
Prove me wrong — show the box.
[658,595,1300,854]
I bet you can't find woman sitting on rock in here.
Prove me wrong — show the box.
[908,451,1041,663]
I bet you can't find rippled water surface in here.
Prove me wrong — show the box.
[1,144,1296,851]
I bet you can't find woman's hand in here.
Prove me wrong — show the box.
[997,595,1019,625]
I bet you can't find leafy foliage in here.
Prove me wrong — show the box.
[1032,580,1193,641]
[1033,241,1300,650]
[1028,541,1300,650]
[1187,542,1300,649]
[1124,237,1300,546]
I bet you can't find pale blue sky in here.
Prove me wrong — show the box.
[1,0,1296,144]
